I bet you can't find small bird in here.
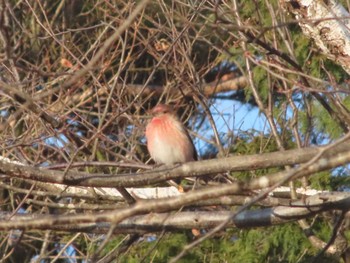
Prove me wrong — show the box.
[145,104,197,165]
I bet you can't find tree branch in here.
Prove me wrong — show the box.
[1,142,350,187]
[0,192,348,233]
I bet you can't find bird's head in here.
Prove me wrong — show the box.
[149,104,174,116]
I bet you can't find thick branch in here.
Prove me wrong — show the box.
[0,192,348,232]
[283,0,350,74]
[126,76,247,97]
[0,149,350,231]
[1,143,350,187]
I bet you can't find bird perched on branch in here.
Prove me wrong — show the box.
[145,104,197,165]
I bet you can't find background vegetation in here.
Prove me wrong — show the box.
[0,0,350,262]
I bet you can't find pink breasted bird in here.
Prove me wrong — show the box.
[145,104,197,165]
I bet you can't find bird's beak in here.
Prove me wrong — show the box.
[146,108,156,116]
[144,109,153,119]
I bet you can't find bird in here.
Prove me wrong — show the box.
[145,104,197,165]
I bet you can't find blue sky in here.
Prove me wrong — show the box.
[194,98,268,156]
